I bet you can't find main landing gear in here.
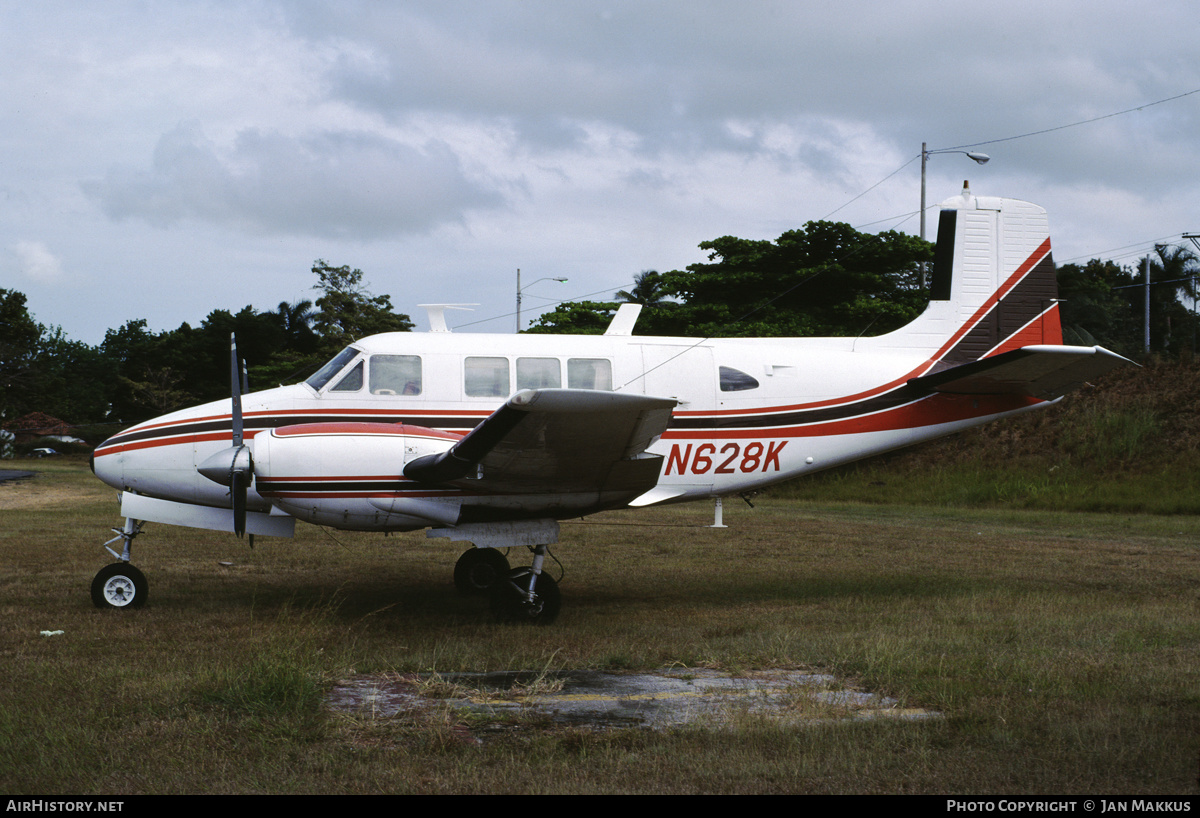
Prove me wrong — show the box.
[487,543,561,625]
[92,518,148,610]
[452,543,561,624]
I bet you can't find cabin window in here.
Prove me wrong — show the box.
[330,361,364,392]
[370,355,422,395]
[517,357,561,390]
[306,346,359,391]
[719,366,759,392]
[465,356,510,397]
[567,358,612,390]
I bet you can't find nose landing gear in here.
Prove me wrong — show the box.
[92,518,148,610]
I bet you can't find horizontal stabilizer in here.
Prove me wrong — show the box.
[909,345,1134,400]
[404,388,676,496]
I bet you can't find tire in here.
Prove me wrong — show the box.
[91,563,148,609]
[453,548,510,596]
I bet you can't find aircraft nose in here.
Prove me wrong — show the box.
[91,429,131,491]
[91,447,121,490]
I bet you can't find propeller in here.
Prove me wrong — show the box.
[198,333,253,537]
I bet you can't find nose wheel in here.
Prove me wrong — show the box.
[91,562,148,609]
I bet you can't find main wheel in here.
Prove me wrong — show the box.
[489,568,561,624]
[91,563,148,609]
[454,547,510,596]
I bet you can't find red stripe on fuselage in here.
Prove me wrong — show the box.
[270,422,461,440]
[663,392,1041,439]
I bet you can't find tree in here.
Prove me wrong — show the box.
[1056,259,1139,354]
[529,224,933,338]
[100,319,192,421]
[525,300,621,334]
[310,260,413,353]
[1125,244,1200,355]
[648,221,932,337]
[273,300,319,353]
[615,270,672,307]
[0,289,42,418]
[32,327,113,423]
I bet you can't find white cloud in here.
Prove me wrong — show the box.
[11,241,64,283]
[83,123,507,240]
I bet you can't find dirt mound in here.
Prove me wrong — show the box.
[873,355,1200,476]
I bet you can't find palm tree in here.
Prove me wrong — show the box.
[615,270,670,307]
[274,300,318,352]
[1134,244,1200,353]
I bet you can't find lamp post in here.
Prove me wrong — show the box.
[515,269,568,332]
[920,143,990,288]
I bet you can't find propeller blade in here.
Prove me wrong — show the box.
[197,334,255,538]
[231,469,247,538]
[230,332,250,537]
[230,333,243,447]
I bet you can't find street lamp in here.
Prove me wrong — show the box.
[920,142,990,287]
[515,269,568,332]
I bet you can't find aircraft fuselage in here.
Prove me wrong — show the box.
[93,328,1043,531]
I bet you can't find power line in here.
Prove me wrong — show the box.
[1058,234,1189,266]
[940,88,1200,152]
[826,87,1200,228]
[822,156,918,220]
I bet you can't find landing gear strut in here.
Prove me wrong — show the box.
[92,518,148,610]
[488,544,561,624]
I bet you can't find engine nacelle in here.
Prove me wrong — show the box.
[253,422,465,531]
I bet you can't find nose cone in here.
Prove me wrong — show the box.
[91,430,128,491]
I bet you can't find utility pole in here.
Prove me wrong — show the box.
[1184,234,1199,351]
[1144,255,1151,354]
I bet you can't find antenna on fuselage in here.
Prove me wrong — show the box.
[418,304,478,332]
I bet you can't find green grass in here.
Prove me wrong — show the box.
[2,459,1199,793]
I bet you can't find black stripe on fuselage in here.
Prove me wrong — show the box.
[97,413,485,450]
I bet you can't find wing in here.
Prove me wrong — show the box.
[909,345,1134,400]
[404,388,677,495]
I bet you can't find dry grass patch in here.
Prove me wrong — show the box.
[1,461,1198,793]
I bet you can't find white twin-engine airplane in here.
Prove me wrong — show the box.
[91,186,1130,622]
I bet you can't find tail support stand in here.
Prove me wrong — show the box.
[710,497,727,528]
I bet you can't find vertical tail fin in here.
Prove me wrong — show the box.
[879,183,1063,366]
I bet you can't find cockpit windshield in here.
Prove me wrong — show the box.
[305,346,360,391]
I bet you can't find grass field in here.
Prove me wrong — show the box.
[2,458,1199,794]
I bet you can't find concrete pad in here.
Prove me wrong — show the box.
[328,668,939,731]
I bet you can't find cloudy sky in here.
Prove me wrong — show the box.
[4,1,1198,345]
